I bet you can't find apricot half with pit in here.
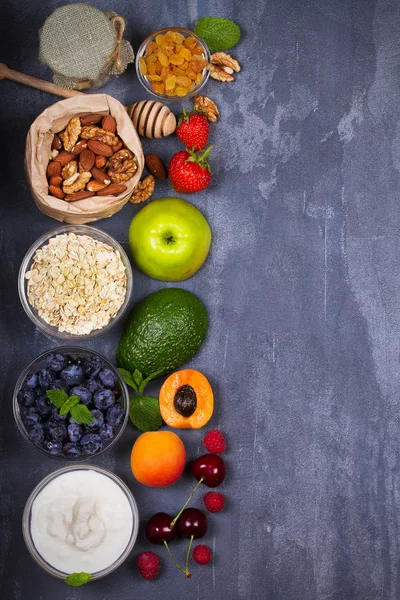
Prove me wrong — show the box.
[159,369,214,429]
[131,431,186,487]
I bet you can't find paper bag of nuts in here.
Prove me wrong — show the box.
[25,94,144,224]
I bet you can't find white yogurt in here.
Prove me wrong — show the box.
[30,470,133,574]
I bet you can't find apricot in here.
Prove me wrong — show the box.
[131,431,186,487]
[159,369,214,429]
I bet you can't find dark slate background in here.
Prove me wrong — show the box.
[1,0,399,598]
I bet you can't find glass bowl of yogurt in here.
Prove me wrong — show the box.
[23,465,139,580]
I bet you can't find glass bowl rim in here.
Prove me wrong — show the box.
[22,463,139,580]
[18,224,133,340]
[135,26,211,102]
[13,346,130,460]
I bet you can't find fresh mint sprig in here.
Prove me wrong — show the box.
[118,368,163,432]
[194,17,241,51]
[65,572,92,586]
[46,389,93,425]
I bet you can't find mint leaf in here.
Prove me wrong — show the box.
[70,404,94,425]
[139,368,168,394]
[46,389,68,409]
[194,17,241,51]
[59,395,80,416]
[118,368,139,393]
[133,369,144,390]
[65,572,92,586]
[129,396,163,432]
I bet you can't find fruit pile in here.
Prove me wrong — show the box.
[16,352,125,458]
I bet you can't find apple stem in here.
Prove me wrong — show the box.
[170,477,204,529]
[164,540,192,578]
[185,535,194,576]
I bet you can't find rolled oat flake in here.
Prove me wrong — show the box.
[39,3,134,90]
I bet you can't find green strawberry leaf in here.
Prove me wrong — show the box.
[118,368,139,393]
[70,404,94,425]
[129,396,163,432]
[65,572,92,587]
[46,389,68,409]
[194,17,241,51]
[59,395,80,416]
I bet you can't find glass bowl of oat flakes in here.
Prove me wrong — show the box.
[18,225,132,339]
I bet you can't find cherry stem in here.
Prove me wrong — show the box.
[163,540,192,578]
[185,535,194,576]
[170,477,204,528]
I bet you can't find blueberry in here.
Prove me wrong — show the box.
[75,356,86,366]
[47,418,67,442]
[63,442,81,457]
[93,389,114,411]
[86,377,104,394]
[25,373,38,389]
[60,364,84,387]
[22,408,41,428]
[70,386,92,406]
[38,368,56,389]
[68,423,83,443]
[17,388,36,407]
[46,353,67,373]
[69,416,79,424]
[51,407,68,421]
[45,440,63,455]
[99,423,115,441]
[83,355,102,378]
[80,433,102,455]
[65,355,75,366]
[35,395,52,417]
[111,386,121,399]
[106,403,125,427]
[86,409,104,430]
[98,368,116,388]
[49,379,70,394]
[28,424,45,443]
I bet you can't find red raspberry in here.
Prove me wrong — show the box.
[203,430,226,454]
[193,544,212,565]
[137,551,161,580]
[203,491,226,513]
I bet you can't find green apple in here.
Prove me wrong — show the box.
[129,197,212,281]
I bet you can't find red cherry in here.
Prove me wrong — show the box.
[146,512,177,544]
[176,508,208,539]
[191,453,226,487]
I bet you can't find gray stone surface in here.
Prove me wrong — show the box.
[1,0,399,598]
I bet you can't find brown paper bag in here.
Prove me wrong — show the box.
[25,94,144,224]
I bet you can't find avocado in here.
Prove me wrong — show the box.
[117,288,208,381]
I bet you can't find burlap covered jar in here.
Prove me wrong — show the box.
[39,3,134,90]
[25,94,144,225]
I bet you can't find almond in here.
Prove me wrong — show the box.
[95,155,107,169]
[71,139,88,154]
[49,185,65,199]
[46,161,62,178]
[96,183,127,196]
[102,115,116,133]
[87,180,109,192]
[64,191,95,202]
[79,149,95,171]
[113,139,124,152]
[91,167,111,184]
[49,175,63,187]
[55,150,78,166]
[87,139,114,157]
[145,154,167,180]
[80,113,104,126]
[51,134,62,150]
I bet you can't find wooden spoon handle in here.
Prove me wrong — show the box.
[0,63,85,99]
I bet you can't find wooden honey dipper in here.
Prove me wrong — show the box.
[0,62,176,138]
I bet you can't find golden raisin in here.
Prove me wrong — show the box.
[165,75,177,91]
[139,57,147,75]
[180,47,192,61]
[155,34,165,45]
[158,52,169,67]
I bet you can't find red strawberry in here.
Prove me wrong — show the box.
[168,146,213,193]
[176,109,210,151]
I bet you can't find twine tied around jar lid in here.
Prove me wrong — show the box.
[39,3,134,90]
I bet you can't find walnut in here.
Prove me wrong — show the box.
[193,95,220,122]
[108,149,137,184]
[129,175,155,204]
[61,160,78,180]
[209,65,234,82]
[63,171,92,194]
[211,52,241,72]
[59,117,82,151]
[80,126,119,147]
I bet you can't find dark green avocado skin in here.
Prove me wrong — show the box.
[117,288,209,380]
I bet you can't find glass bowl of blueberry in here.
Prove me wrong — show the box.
[13,348,129,459]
